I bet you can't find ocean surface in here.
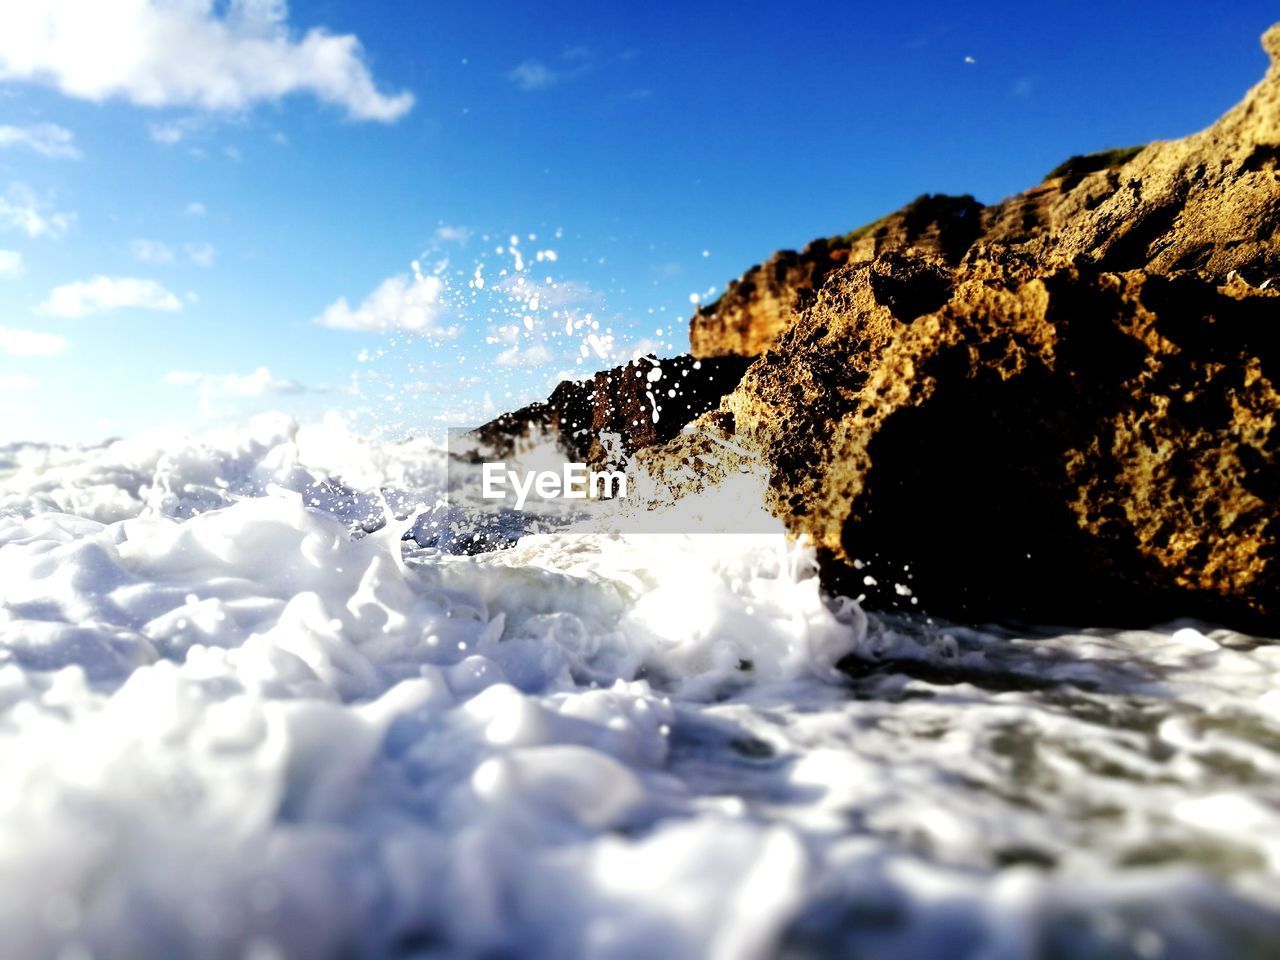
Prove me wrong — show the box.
[1,413,1278,959]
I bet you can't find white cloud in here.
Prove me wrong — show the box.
[185,201,207,216]
[164,365,319,412]
[40,275,182,317]
[0,182,74,239]
[0,0,414,122]
[433,224,471,245]
[508,60,558,91]
[0,249,21,277]
[401,374,482,395]
[0,325,65,356]
[497,275,600,310]
[495,343,554,367]
[133,239,216,267]
[508,49,594,92]
[149,116,206,145]
[488,323,520,345]
[130,238,175,264]
[150,122,185,145]
[184,242,216,267]
[313,267,455,335]
[165,366,304,397]
[0,123,80,159]
[0,374,37,390]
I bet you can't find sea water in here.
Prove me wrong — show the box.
[1,413,1278,959]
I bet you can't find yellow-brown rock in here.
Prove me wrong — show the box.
[712,260,1280,629]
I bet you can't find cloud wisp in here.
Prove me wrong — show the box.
[507,48,596,92]
[40,276,183,318]
[0,324,66,357]
[508,60,559,92]
[0,123,81,159]
[164,366,305,398]
[164,366,323,413]
[130,239,175,265]
[433,224,472,245]
[495,343,554,368]
[130,239,217,267]
[185,243,217,267]
[0,183,74,239]
[313,265,456,336]
[0,1,414,122]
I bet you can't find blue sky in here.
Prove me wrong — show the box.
[0,1,1276,443]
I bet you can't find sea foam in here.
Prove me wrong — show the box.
[1,414,1278,958]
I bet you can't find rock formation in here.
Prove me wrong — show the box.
[473,353,750,466]
[481,25,1280,633]
[689,261,1278,629]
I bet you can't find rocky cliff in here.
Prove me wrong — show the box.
[480,25,1280,633]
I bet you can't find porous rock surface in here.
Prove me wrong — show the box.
[700,261,1279,628]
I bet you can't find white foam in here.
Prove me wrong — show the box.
[1,415,1278,957]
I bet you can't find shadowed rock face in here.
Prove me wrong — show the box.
[714,261,1280,630]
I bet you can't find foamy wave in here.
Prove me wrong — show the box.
[0,416,1277,958]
